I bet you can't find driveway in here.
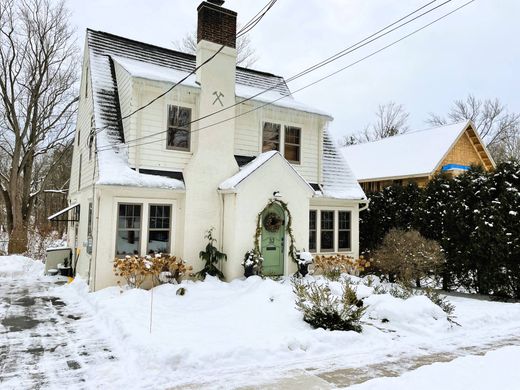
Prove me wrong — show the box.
[0,273,118,389]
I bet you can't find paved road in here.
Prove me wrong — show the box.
[0,274,118,389]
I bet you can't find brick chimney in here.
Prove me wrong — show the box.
[197,1,237,49]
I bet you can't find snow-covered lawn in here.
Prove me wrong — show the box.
[53,272,520,389]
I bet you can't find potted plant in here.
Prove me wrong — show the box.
[296,250,313,277]
[241,250,263,277]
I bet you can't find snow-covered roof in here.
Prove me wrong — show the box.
[319,130,366,200]
[111,51,330,118]
[219,151,314,193]
[342,121,473,181]
[88,31,184,189]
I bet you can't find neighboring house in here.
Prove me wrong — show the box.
[342,120,495,193]
[49,1,366,290]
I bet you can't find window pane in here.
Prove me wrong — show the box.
[167,129,190,149]
[321,231,334,251]
[339,211,351,230]
[284,144,300,162]
[321,211,334,230]
[285,126,300,144]
[116,230,140,255]
[148,230,170,254]
[338,231,351,251]
[262,122,280,152]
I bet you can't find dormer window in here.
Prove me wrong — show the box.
[262,122,301,164]
[167,105,191,151]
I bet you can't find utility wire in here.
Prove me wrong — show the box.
[97,0,476,153]
[99,0,448,148]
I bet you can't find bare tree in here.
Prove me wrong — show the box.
[0,0,78,253]
[174,28,258,68]
[341,102,410,146]
[427,95,520,161]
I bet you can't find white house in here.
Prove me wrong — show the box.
[52,0,366,290]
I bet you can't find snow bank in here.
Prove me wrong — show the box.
[350,346,520,390]
[55,275,455,373]
[0,255,44,278]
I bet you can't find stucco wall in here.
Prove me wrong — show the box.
[221,155,314,280]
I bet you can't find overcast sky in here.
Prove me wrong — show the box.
[68,0,520,141]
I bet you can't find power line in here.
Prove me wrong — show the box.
[99,0,450,149]
[97,0,476,153]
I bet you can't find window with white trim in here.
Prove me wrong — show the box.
[147,205,171,254]
[309,209,352,253]
[320,210,334,252]
[167,105,191,151]
[338,211,351,251]
[262,122,302,163]
[309,210,317,252]
[116,204,141,256]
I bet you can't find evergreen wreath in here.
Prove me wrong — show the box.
[263,212,283,232]
[254,199,298,264]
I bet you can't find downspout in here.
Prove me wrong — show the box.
[218,190,225,275]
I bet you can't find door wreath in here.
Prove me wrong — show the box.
[263,212,283,232]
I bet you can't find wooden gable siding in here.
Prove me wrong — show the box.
[436,127,493,174]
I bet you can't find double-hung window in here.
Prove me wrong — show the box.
[320,210,334,252]
[262,122,281,152]
[167,105,191,151]
[338,211,351,251]
[116,204,141,256]
[262,122,301,163]
[284,126,301,163]
[309,210,317,252]
[147,205,171,254]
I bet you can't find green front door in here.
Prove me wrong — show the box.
[261,204,285,276]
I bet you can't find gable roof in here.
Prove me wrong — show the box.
[341,120,493,182]
[219,151,314,193]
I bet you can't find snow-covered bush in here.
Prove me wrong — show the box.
[155,255,193,284]
[113,255,155,288]
[292,278,366,332]
[241,249,263,277]
[313,254,370,280]
[372,229,444,286]
[374,282,456,322]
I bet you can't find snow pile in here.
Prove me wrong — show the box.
[350,346,520,390]
[0,255,44,278]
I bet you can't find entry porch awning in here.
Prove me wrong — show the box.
[48,203,80,222]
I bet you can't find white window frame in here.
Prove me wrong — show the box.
[261,120,303,164]
[112,198,177,259]
[147,204,173,255]
[309,207,353,254]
